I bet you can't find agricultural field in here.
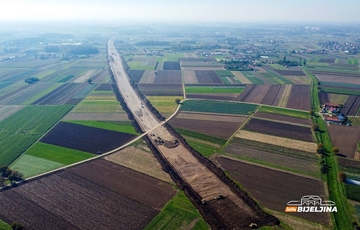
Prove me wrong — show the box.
[230,71,253,84]
[234,84,311,110]
[138,83,183,96]
[327,125,360,159]
[0,105,73,166]
[128,70,145,83]
[342,96,360,116]
[144,191,209,230]
[194,70,223,84]
[258,105,310,119]
[11,142,94,178]
[235,130,316,153]
[180,100,258,115]
[170,111,247,139]
[40,122,137,154]
[0,159,176,230]
[153,70,182,84]
[185,85,244,101]
[216,156,329,226]
[104,144,173,183]
[65,120,139,135]
[239,71,264,84]
[146,96,182,118]
[215,70,241,84]
[163,61,181,70]
[252,111,311,126]
[0,105,24,121]
[243,118,314,142]
[223,138,319,177]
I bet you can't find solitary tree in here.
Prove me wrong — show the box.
[87,79,92,84]
[332,147,339,154]
[312,124,320,132]
[338,171,347,183]
[175,98,181,104]
[8,170,23,183]
[309,110,315,116]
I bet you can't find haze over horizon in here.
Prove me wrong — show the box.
[1,0,360,24]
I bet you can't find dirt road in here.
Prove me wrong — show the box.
[108,39,277,229]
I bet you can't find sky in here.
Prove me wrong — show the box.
[1,0,360,23]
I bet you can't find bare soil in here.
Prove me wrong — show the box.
[183,70,198,84]
[286,85,311,111]
[170,117,245,139]
[253,111,311,126]
[194,70,223,84]
[327,124,360,158]
[244,118,314,142]
[154,70,182,84]
[0,159,176,230]
[104,146,173,183]
[215,156,329,226]
[40,121,136,154]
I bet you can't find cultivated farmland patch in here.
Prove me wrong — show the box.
[163,61,181,70]
[153,70,182,84]
[286,85,311,111]
[235,130,316,153]
[170,115,245,139]
[40,122,136,154]
[253,111,311,126]
[180,100,258,115]
[138,83,183,96]
[194,70,223,84]
[216,156,329,225]
[0,105,24,121]
[0,159,176,230]
[183,70,198,84]
[327,125,360,159]
[105,146,173,183]
[243,118,314,142]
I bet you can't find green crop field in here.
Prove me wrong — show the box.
[23,142,93,165]
[143,191,209,230]
[241,71,264,84]
[175,127,226,145]
[269,64,288,70]
[72,100,124,113]
[180,100,258,115]
[147,96,183,114]
[258,105,310,119]
[345,184,360,202]
[215,70,241,84]
[186,139,220,157]
[0,105,73,166]
[65,120,139,135]
[21,83,62,105]
[185,86,244,94]
[11,154,65,178]
[128,61,156,70]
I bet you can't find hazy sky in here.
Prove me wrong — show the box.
[1,0,360,23]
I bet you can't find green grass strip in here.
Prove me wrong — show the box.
[143,191,209,230]
[320,87,360,96]
[303,66,353,230]
[186,139,220,158]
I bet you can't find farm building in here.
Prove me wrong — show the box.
[323,114,345,124]
[321,103,340,114]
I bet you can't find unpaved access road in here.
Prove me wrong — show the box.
[108,39,274,229]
